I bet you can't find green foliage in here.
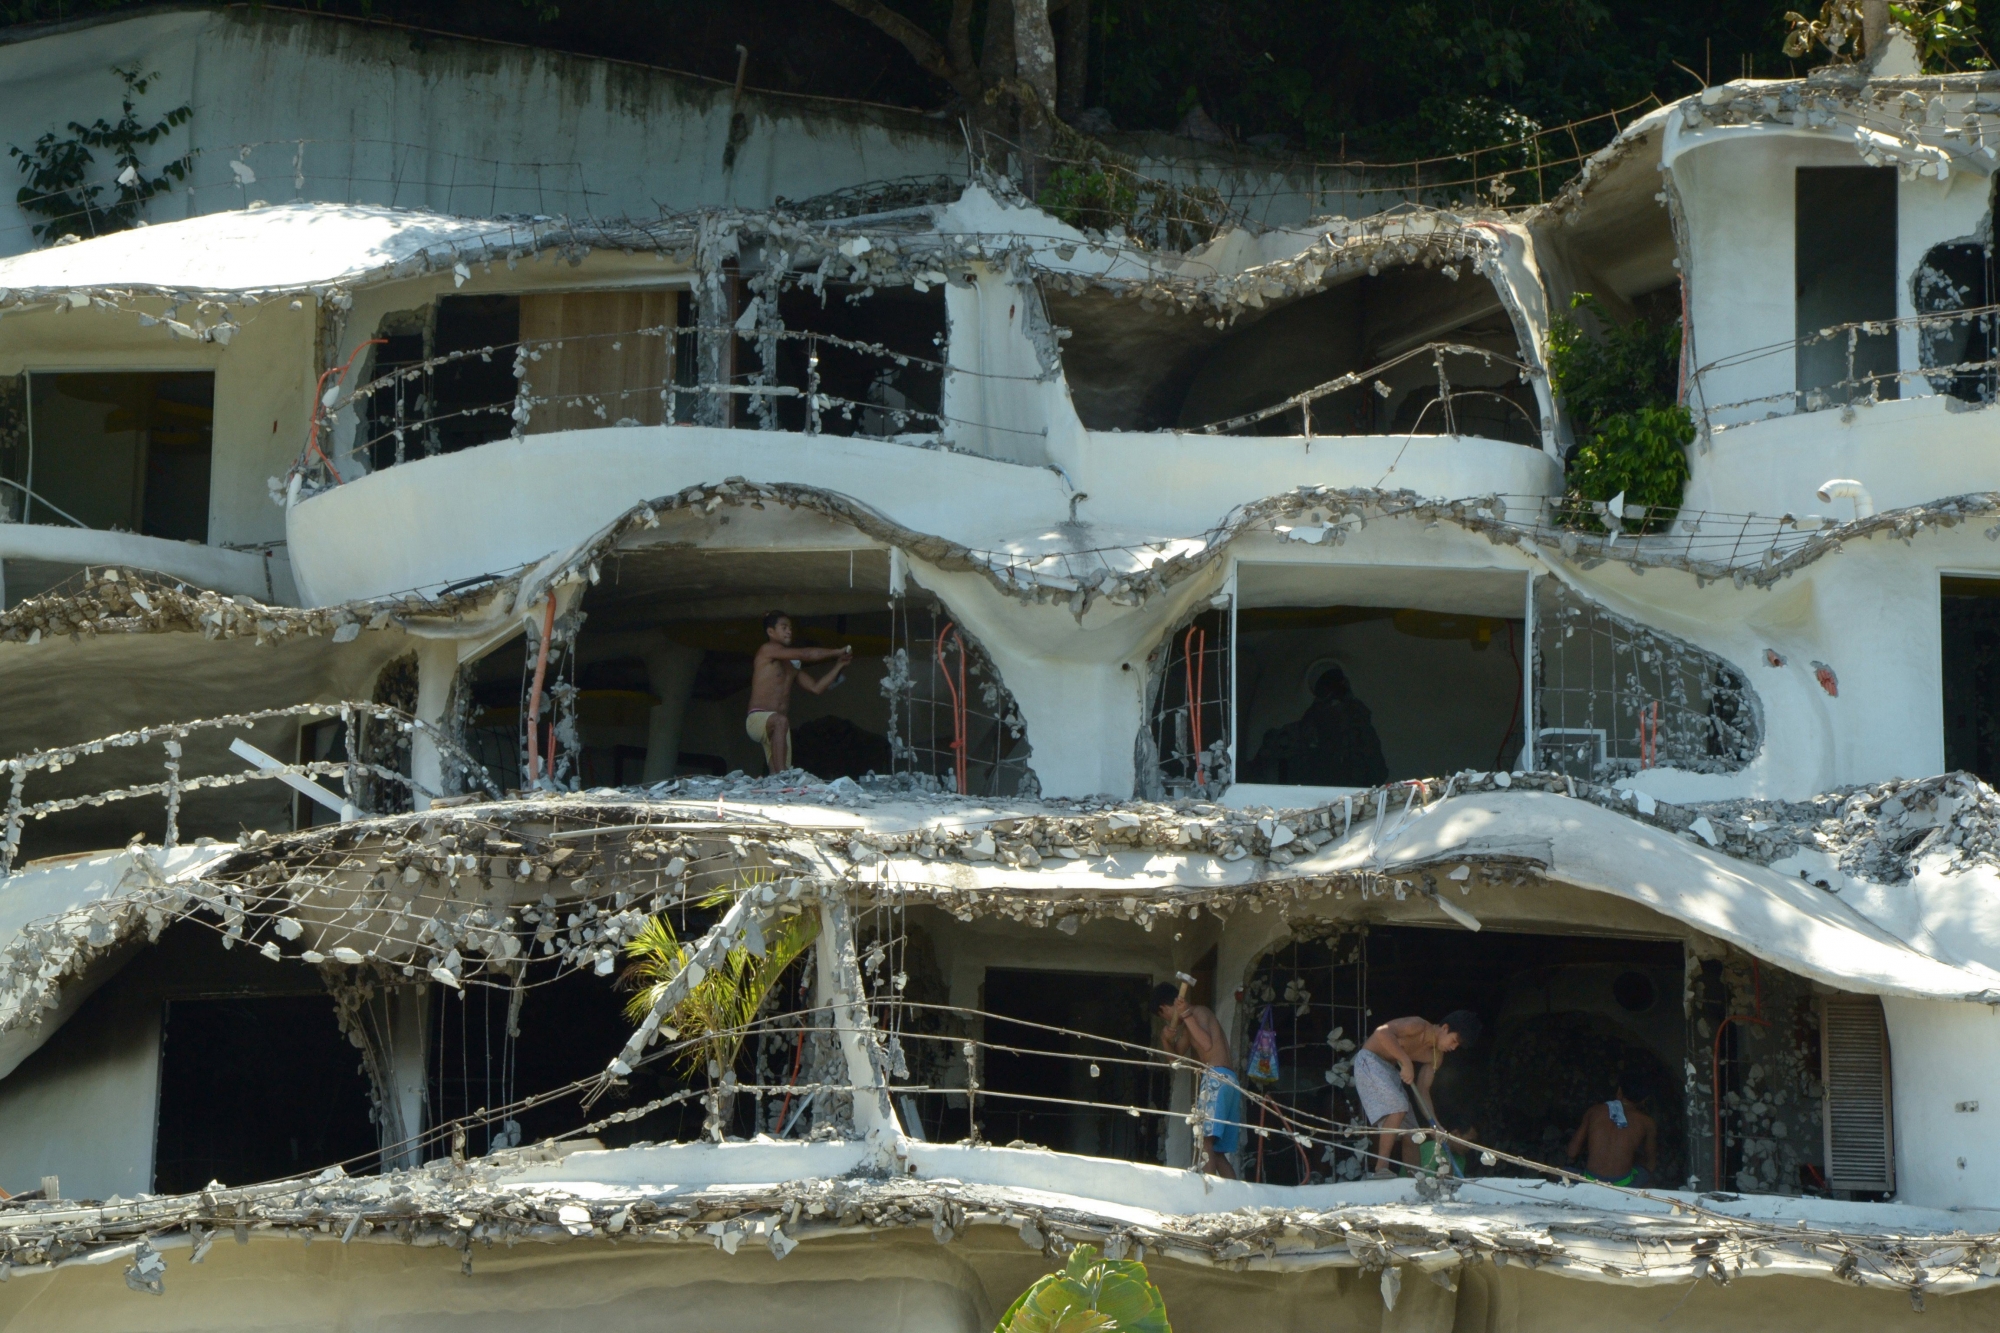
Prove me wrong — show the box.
[1785,0,1990,69]
[1893,0,1993,68]
[1037,161,1140,236]
[9,65,191,243]
[1549,293,1692,531]
[620,884,818,1079]
[1035,123,1229,249]
[994,1245,1171,1333]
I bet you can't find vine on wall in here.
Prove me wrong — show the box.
[8,65,192,244]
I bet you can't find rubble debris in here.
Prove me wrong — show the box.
[9,758,2000,1058]
[0,1145,1994,1301]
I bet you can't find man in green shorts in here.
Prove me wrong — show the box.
[1566,1069,1659,1187]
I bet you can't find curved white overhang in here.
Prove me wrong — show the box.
[285,425,1559,607]
[0,844,233,1081]
[851,788,2000,1004]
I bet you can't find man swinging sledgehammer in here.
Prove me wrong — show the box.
[747,611,851,775]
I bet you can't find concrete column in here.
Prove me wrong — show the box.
[641,638,703,783]
[377,984,431,1171]
[815,897,898,1140]
[408,639,460,810]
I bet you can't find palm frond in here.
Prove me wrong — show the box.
[619,885,819,1078]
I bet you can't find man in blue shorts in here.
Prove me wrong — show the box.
[1153,982,1240,1178]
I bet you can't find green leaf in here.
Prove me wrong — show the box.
[996,1246,1170,1333]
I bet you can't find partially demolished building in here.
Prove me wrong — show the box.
[1,12,2000,1332]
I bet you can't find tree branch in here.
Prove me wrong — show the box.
[824,0,954,83]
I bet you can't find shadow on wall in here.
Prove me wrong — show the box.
[1236,607,1525,784]
[1045,264,1537,441]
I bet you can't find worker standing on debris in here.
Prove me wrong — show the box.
[747,611,851,775]
[1354,1011,1482,1176]
[1566,1070,1659,1187]
[1153,983,1241,1178]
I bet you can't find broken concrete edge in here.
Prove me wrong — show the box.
[0,561,524,647]
[0,1157,1994,1298]
[1,189,1536,355]
[7,764,2000,1047]
[1534,68,2000,224]
[7,483,1995,657]
[509,479,2000,628]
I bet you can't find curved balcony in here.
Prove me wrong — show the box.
[0,519,287,607]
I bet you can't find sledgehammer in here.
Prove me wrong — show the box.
[1174,970,1197,1002]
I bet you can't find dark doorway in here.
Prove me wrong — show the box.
[1796,167,1899,407]
[980,968,1162,1162]
[1942,575,2000,783]
[152,996,378,1193]
[1247,926,1691,1185]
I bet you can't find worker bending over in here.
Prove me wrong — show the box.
[1153,983,1240,1178]
[1353,1010,1482,1177]
[747,611,851,775]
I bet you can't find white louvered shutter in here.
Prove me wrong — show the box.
[1820,994,1895,1193]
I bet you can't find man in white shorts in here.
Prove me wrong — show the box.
[1352,1010,1481,1177]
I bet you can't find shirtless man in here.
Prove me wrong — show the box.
[1566,1071,1659,1187]
[747,611,851,775]
[1152,983,1240,1178]
[1353,1010,1482,1177]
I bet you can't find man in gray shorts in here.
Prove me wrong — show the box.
[1353,1010,1481,1177]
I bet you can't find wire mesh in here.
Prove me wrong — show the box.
[1240,926,1370,1184]
[1533,577,1756,782]
[1146,607,1232,799]
[885,599,1035,797]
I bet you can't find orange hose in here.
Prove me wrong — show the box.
[936,622,968,794]
[1711,959,1769,1189]
[304,338,386,485]
[525,596,556,786]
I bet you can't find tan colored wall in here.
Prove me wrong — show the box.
[0,299,317,548]
[3,1226,1993,1333]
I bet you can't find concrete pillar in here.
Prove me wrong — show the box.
[408,639,460,810]
[815,898,897,1140]
[377,984,431,1171]
[641,639,703,783]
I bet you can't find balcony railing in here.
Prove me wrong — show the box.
[293,321,973,490]
[0,703,499,875]
[1693,303,1999,432]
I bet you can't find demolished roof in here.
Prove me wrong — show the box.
[8,765,2000,1082]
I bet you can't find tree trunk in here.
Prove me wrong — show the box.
[1057,0,1089,122]
[1012,0,1059,195]
[1861,0,1890,60]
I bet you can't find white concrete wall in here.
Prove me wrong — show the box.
[0,8,970,258]
[1685,395,2000,521]
[0,292,315,563]
[0,988,157,1201]
[1669,123,1994,437]
[1882,997,2000,1210]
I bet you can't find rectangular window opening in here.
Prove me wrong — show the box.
[1940,575,2000,784]
[7,371,212,539]
[980,967,1164,1162]
[1796,166,1899,408]
[1230,565,1528,798]
[152,994,379,1194]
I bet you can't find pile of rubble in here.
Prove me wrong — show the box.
[1,1146,1994,1302]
